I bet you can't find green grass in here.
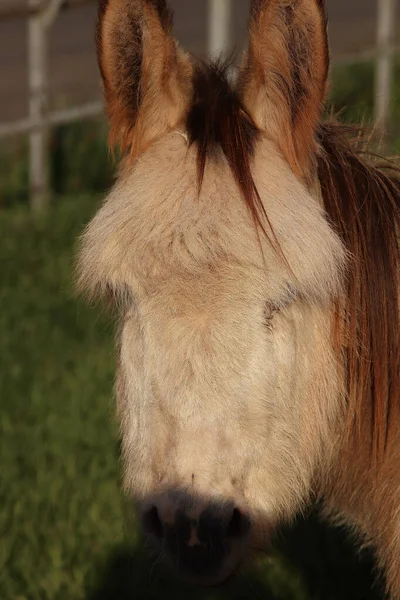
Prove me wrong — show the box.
[0,197,120,599]
[329,57,400,153]
[0,196,310,600]
[330,58,400,125]
[0,121,114,208]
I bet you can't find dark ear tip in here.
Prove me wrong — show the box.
[98,0,109,20]
[146,0,173,30]
[97,0,173,30]
[249,0,263,19]
[250,0,327,18]
[316,0,328,18]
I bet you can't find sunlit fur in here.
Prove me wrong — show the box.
[77,0,400,595]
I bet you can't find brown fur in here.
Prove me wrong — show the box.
[238,0,329,182]
[316,124,400,596]
[78,0,400,595]
[97,0,192,158]
[317,123,400,462]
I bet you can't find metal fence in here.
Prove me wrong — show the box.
[0,0,398,212]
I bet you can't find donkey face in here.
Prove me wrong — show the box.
[78,0,346,585]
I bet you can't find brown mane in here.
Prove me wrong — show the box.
[318,123,400,461]
[186,63,400,463]
[187,63,287,260]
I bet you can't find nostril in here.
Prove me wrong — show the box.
[226,508,249,539]
[142,505,164,540]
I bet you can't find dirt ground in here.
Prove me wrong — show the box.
[0,0,399,123]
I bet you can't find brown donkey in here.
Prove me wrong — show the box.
[77,0,400,594]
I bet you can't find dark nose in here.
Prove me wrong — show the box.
[141,502,250,581]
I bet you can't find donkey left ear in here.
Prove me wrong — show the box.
[97,0,193,158]
[238,0,329,181]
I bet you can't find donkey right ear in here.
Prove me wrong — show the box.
[97,0,193,157]
[237,0,329,182]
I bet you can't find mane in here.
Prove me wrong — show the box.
[186,63,400,462]
[317,123,400,461]
[186,63,283,254]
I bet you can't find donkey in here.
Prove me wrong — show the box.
[77,0,400,594]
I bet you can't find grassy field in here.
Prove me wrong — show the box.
[0,198,120,599]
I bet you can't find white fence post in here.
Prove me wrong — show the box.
[43,0,64,29]
[207,0,232,61]
[375,0,397,135]
[28,0,49,213]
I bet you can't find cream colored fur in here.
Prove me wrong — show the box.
[78,133,346,528]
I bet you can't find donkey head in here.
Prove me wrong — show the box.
[78,0,346,585]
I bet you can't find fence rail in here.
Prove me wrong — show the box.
[0,0,94,21]
[0,101,103,138]
[0,0,398,211]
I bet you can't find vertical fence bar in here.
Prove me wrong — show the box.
[28,0,49,213]
[207,0,232,61]
[375,0,397,135]
[43,0,65,29]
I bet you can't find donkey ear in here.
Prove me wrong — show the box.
[238,0,329,181]
[97,0,193,156]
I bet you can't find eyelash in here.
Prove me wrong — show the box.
[263,286,298,329]
[263,302,280,329]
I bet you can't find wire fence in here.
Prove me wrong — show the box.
[0,0,398,211]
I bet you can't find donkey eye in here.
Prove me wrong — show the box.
[263,302,280,329]
[263,286,299,328]
[106,283,136,312]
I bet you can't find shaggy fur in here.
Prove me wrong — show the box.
[97,0,192,157]
[78,0,400,594]
[238,0,329,181]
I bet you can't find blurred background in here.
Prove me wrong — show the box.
[0,1,399,599]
